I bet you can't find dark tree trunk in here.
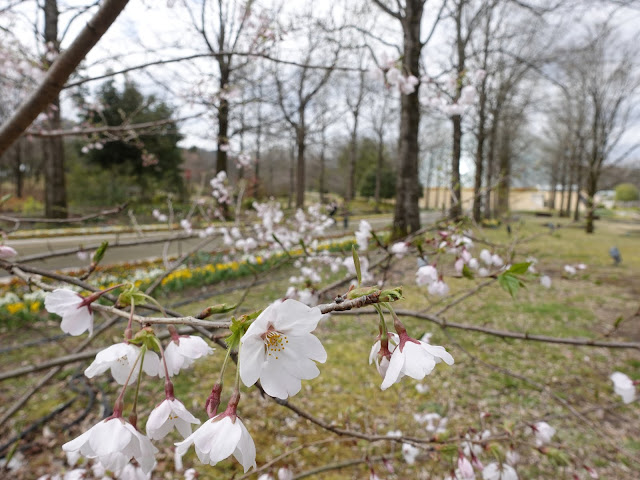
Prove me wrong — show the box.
[450,115,463,219]
[393,0,423,237]
[44,0,67,218]
[485,112,498,219]
[374,129,384,212]
[495,127,510,216]
[216,66,230,174]
[347,116,358,202]
[14,139,23,198]
[319,127,326,204]
[295,120,305,208]
[473,81,487,222]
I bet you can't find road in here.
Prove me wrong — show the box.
[5,211,441,276]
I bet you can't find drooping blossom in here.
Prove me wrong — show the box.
[610,372,636,404]
[118,463,152,480]
[45,289,94,336]
[239,299,327,399]
[62,417,157,474]
[146,397,201,440]
[482,463,518,480]
[540,275,552,288]
[401,443,420,464]
[0,245,18,258]
[175,401,256,472]
[428,280,450,297]
[355,220,372,251]
[390,242,409,257]
[416,265,438,286]
[278,467,294,480]
[532,421,555,447]
[85,343,160,385]
[369,334,397,379]
[480,249,493,265]
[458,453,476,479]
[380,326,453,390]
[159,334,214,378]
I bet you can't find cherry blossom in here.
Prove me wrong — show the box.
[62,417,157,474]
[505,448,520,466]
[480,249,493,265]
[458,453,476,479]
[146,398,201,440]
[380,328,453,390]
[540,275,552,288]
[85,343,160,385]
[482,463,518,480]
[278,467,294,480]
[610,371,636,404]
[428,280,450,297]
[416,265,438,286]
[564,265,577,275]
[239,299,327,399]
[0,245,18,258]
[402,443,420,464]
[175,410,256,472]
[258,474,274,480]
[390,242,409,257]
[532,421,556,446]
[355,220,372,251]
[45,289,94,336]
[118,463,151,480]
[160,334,214,378]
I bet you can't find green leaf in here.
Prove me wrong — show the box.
[498,273,525,298]
[352,245,362,286]
[462,264,474,279]
[506,262,532,275]
[0,194,12,205]
[92,241,109,263]
[208,303,237,314]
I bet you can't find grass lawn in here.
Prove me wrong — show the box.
[1,214,639,479]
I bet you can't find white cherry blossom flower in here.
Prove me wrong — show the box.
[480,249,492,265]
[369,334,397,378]
[160,336,214,378]
[118,463,151,480]
[355,220,372,251]
[458,454,476,479]
[505,448,520,466]
[415,383,429,394]
[540,275,552,288]
[45,289,94,336]
[380,331,453,390]
[564,265,576,275]
[491,254,504,267]
[428,280,450,297]
[0,245,18,258]
[482,463,518,480]
[146,398,201,440]
[468,258,479,270]
[278,467,294,480]
[416,265,438,286]
[184,468,197,480]
[258,475,274,480]
[62,417,157,474]
[478,267,490,277]
[390,242,409,257]
[532,421,555,446]
[239,299,327,399]
[401,443,420,464]
[175,414,256,472]
[610,371,636,404]
[85,343,160,385]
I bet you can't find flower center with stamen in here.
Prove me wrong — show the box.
[262,327,288,360]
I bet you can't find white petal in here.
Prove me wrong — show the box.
[44,289,82,315]
[89,419,130,456]
[233,419,257,473]
[261,364,301,399]
[239,335,265,387]
[142,350,160,377]
[60,306,93,336]
[381,348,405,390]
[146,400,172,439]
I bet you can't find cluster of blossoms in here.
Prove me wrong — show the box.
[564,263,587,276]
[423,69,485,117]
[374,53,420,95]
[41,240,456,477]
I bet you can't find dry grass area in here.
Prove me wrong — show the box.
[1,214,639,479]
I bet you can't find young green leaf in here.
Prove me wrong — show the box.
[352,245,362,286]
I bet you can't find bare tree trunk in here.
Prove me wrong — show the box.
[374,129,384,212]
[347,117,358,202]
[425,153,434,210]
[495,125,510,217]
[288,137,295,210]
[13,139,23,198]
[450,115,463,219]
[216,95,229,173]
[43,0,67,218]
[393,0,423,237]
[295,120,305,208]
[319,126,326,203]
[485,113,498,219]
